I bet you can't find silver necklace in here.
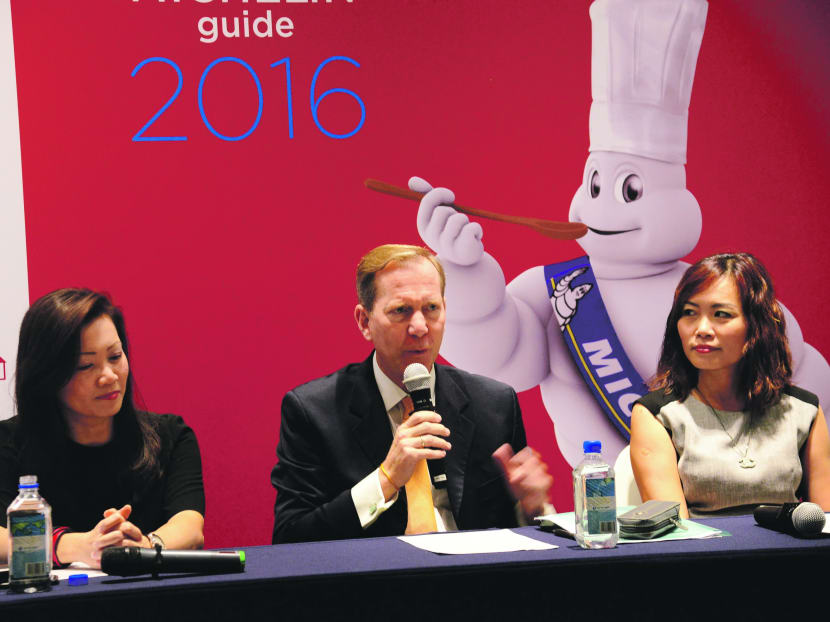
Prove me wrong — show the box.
[696,390,756,469]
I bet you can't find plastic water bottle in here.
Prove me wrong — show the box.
[573,440,617,549]
[7,475,53,592]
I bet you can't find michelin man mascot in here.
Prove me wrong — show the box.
[411,0,830,466]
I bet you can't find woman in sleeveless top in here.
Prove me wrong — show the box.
[630,253,830,518]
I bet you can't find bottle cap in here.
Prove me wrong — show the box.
[18,474,38,488]
[583,440,602,453]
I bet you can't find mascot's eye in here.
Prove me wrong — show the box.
[621,174,643,202]
[589,170,600,198]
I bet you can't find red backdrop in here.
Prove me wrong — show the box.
[9,0,830,546]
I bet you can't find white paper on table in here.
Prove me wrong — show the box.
[398,529,557,554]
[537,513,576,534]
[53,562,107,580]
[0,562,106,582]
[824,514,830,534]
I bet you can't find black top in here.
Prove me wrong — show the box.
[0,413,205,534]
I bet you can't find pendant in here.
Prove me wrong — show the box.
[738,457,756,469]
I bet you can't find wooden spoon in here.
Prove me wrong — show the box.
[364,178,587,240]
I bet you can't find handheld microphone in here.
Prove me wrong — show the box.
[403,363,447,489]
[753,502,826,537]
[101,546,246,577]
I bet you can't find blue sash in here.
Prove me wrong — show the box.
[543,256,648,439]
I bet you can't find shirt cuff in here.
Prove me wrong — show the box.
[351,468,398,528]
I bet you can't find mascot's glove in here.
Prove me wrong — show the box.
[410,176,484,266]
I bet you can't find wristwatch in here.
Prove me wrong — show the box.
[148,532,166,550]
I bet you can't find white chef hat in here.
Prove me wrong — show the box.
[588,0,708,164]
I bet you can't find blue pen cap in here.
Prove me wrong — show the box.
[583,440,601,454]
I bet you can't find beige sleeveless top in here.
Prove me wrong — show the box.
[636,387,818,518]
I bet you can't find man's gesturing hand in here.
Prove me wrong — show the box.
[380,411,451,500]
[492,444,553,521]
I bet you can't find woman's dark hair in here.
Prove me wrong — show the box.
[652,253,792,416]
[14,288,161,476]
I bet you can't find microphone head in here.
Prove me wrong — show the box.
[403,363,431,393]
[792,502,826,536]
[101,546,153,576]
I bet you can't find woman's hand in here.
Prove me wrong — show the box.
[81,505,137,565]
[102,506,149,547]
[56,504,147,568]
[56,507,204,568]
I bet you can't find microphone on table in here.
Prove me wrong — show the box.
[101,546,246,577]
[403,363,447,489]
[753,502,826,537]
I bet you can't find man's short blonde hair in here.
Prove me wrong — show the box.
[356,244,446,310]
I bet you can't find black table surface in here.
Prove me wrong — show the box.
[2,515,829,621]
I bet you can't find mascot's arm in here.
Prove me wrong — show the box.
[781,302,830,411]
[411,177,551,390]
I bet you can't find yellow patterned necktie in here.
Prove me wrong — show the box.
[401,396,438,534]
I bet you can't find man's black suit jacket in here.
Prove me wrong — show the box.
[271,354,527,543]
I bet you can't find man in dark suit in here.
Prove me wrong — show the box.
[271,245,552,543]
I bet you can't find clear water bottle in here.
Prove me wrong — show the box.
[7,475,53,592]
[573,440,617,549]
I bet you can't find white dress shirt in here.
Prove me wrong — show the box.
[350,354,458,531]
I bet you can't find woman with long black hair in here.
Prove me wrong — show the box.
[0,289,204,567]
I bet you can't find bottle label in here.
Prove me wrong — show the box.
[9,513,49,578]
[585,477,616,534]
